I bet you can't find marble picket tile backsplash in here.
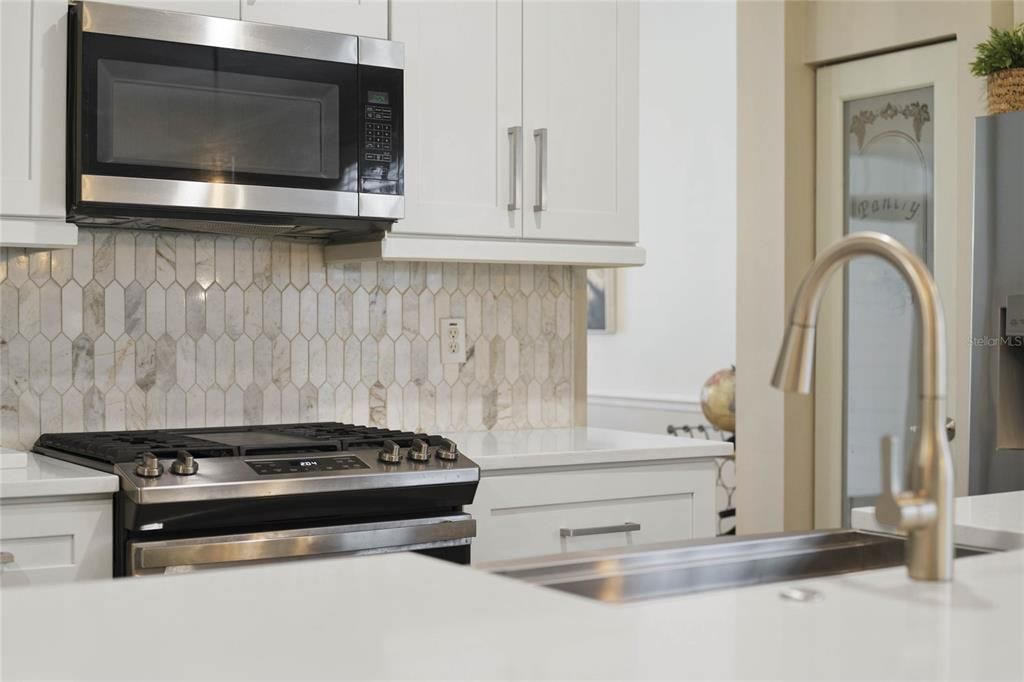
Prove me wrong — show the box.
[0,230,576,449]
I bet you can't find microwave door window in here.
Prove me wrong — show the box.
[78,31,360,195]
[96,59,341,180]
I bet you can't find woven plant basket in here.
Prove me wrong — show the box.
[987,67,1024,114]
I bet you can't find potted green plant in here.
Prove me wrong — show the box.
[971,23,1024,114]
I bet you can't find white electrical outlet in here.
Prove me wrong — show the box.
[440,318,466,364]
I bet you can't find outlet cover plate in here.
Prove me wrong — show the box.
[440,318,466,364]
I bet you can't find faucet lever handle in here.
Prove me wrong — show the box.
[882,435,900,497]
[877,435,903,527]
[876,434,937,530]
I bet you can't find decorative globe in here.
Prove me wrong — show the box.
[700,366,736,433]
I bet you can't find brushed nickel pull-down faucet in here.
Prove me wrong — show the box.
[772,232,954,581]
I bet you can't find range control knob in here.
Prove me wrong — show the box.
[135,452,164,478]
[170,450,198,476]
[436,438,460,461]
[408,439,430,462]
[379,439,402,464]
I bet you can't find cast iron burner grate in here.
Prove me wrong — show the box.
[35,423,448,465]
[269,423,445,449]
[34,431,238,462]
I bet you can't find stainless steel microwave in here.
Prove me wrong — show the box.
[67,2,403,241]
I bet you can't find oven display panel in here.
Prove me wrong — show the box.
[247,456,370,476]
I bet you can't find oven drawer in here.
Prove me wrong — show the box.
[467,462,717,564]
[0,497,113,586]
[128,514,475,576]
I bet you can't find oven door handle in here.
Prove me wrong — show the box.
[129,514,475,575]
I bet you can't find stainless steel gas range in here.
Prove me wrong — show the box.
[33,424,479,576]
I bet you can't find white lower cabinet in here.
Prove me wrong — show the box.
[467,461,717,564]
[0,496,113,586]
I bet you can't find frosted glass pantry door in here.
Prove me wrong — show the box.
[815,43,959,527]
[843,87,933,519]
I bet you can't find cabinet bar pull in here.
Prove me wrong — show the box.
[507,126,522,211]
[533,128,548,212]
[560,522,640,538]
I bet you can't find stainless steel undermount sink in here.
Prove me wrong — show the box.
[483,530,990,604]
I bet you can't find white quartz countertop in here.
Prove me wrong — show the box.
[447,427,733,471]
[0,447,29,469]
[3,547,1022,680]
[852,490,1024,551]
[0,452,118,500]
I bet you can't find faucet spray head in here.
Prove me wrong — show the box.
[771,322,816,394]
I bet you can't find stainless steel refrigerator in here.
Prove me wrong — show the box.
[970,110,1024,494]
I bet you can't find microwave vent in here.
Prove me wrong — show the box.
[157,219,305,238]
[70,215,347,242]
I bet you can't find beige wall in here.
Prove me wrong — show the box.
[736,0,1013,533]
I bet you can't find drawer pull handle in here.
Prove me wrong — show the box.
[560,522,641,538]
[0,551,14,564]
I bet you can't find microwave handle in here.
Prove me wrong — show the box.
[507,126,522,211]
[533,128,548,212]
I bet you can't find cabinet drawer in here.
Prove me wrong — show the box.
[467,462,716,564]
[0,497,113,586]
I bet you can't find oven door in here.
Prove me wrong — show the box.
[126,514,475,576]
[69,2,370,224]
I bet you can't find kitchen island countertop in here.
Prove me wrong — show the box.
[852,490,1024,551]
[2,542,1021,680]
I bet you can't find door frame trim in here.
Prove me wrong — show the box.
[814,41,960,528]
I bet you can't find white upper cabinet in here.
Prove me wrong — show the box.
[92,0,239,19]
[0,0,68,220]
[522,1,638,244]
[242,0,387,38]
[386,0,638,249]
[392,0,522,240]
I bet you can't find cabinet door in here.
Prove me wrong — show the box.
[522,1,638,243]
[0,0,67,219]
[391,0,522,239]
[242,0,387,39]
[1,498,113,586]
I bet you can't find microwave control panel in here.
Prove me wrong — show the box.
[358,67,403,197]
[363,105,393,161]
